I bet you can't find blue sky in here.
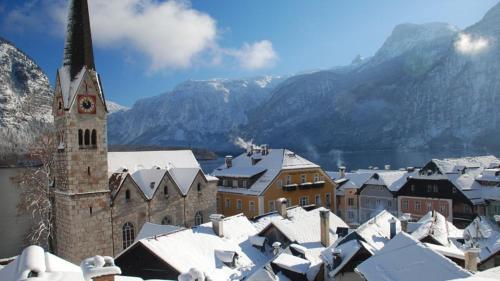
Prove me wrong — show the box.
[0,0,498,106]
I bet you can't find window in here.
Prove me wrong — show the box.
[84,129,90,146]
[464,205,471,213]
[242,181,247,189]
[223,179,228,186]
[348,210,354,219]
[427,202,432,211]
[237,199,242,210]
[440,203,447,214]
[277,180,282,188]
[164,186,168,197]
[125,189,131,202]
[89,206,93,215]
[249,201,255,212]
[91,129,97,146]
[78,129,83,146]
[402,200,409,210]
[122,222,135,249]
[195,211,203,226]
[197,183,202,192]
[452,187,457,193]
[162,216,172,225]
[315,194,321,206]
[300,196,308,206]
[325,193,331,208]
[433,185,438,193]
[348,198,355,206]
[411,184,415,193]
[225,199,231,208]
[300,175,307,183]
[388,200,392,208]
[415,201,421,211]
[286,175,292,185]
[376,199,381,206]
[287,198,292,207]
[150,182,155,189]
[314,174,319,182]
[269,201,275,212]
[427,185,432,193]
[232,180,237,188]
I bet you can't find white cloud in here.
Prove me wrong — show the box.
[454,33,490,55]
[229,40,278,70]
[3,0,278,72]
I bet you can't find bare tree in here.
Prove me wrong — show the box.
[13,130,57,250]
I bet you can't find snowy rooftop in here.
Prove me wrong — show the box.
[272,253,310,274]
[356,232,472,281]
[363,170,416,192]
[411,211,463,246]
[461,217,500,263]
[135,222,184,241]
[327,171,374,191]
[215,149,319,195]
[354,210,401,252]
[448,266,500,281]
[429,155,500,175]
[123,214,273,281]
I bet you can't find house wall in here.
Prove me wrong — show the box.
[398,196,453,221]
[263,168,335,214]
[359,185,397,223]
[217,192,260,218]
[182,173,218,227]
[337,188,360,225]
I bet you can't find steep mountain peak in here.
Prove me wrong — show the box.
[373,22,459,62]
[467,2,500,35]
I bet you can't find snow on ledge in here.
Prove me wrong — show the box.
[81,256,121,281]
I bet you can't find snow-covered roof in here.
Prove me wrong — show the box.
[482,187,500,201]
[57,65,87,109]
[126,214,273,281]
[356,233,472,281]
[448,266,500,281]
[108,151,207,198]
[258,207,349,245]
[461,217,500,263]
[135,222,184,241]
[363,170,415,192]
[272,253,310,274]
[213,166,267,178]
[327,171,373,191]
[215,149,320,196]
[411,211,463,246]
[429,156,500,174]
[321,239,362,277]
[354,210,401,252]
[476,168,500,183]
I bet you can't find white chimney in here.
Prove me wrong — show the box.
[385,165,391,170]
[464,248,480,272]
[210,214,225,237]
[399,213,411,233]
[225,156,233,168]
[272,242,282,256]
[276,198,288,218]
[495,215,500,227]
[339,166,346,178]
[320,210,330,247]
[389,217,397,239]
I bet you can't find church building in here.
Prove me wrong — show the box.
[52,0,217,263]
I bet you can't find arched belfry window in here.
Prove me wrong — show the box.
[162,216,172,225]
[78,129,83,146]
[122,222,135,249]
[91,129,97,147]
[125,189,131,202]
[84,129,90,146]
[195,211,203,226]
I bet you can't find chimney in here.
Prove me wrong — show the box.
[320,210,330,247]
[276,198,288,218]
[81,256,121,281]
[385,165,391,170]
[331,249,342,269]
[399,213,411,233]
[464,248,480,272]
[339,166,346,178]
[272,242,282,256]
[261,144,269,155]
[225,156,233,168]
[210,214,225,237]
[389,217,397,239]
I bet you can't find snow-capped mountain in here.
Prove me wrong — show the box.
[0,37,52,155]
[107,101,129,114]
[244,3,500,152]
[107,76,285,151]
[108,3,500,153]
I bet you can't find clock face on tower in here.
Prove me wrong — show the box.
[77,95,96,114]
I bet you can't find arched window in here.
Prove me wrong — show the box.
[195,211,203,226]
[161,216,172,225]
[197,183,201,192]
[163,186,168,197]
[122,222,135,249]
[78,129,83,146]
[91,129,97,146]
[84,129,90,146]
[125,189,131,202]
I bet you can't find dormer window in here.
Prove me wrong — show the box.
[214,249,239,268]
[150,182,155,189]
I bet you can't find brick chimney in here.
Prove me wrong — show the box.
[276,198,288,218]
[320,210,330,247]
[464,248,480,272]
[210,214,225,237]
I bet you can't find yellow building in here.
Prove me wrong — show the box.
[215,146,336,218]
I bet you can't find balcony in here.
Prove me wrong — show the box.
[299,181,325,189]
[282,184,298,191]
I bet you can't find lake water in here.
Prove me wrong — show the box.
[0,168,33,258]
[199,149,500,174]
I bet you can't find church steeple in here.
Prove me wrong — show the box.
[63,0,95,79]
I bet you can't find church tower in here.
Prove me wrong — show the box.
[52,0,112,263]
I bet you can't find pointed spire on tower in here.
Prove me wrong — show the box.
[63,0,95,79]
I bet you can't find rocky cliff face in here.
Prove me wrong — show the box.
[0,37,53,155]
